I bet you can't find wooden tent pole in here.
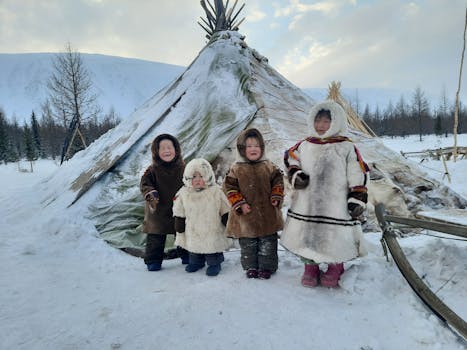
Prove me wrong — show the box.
[441,153,451,183]
[453,7,467,162]
[77,127,87,148]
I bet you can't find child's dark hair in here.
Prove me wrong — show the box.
[315,109,332,120]
[245,129,260,139]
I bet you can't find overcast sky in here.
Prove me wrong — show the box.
[1,0,466,99]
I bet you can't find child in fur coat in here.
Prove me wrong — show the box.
[223,128,284,280]
[281,100,369,288]
[140,134,189,271]
[173,158,231,277]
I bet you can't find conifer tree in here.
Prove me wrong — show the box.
[31,111,43,158]
[434,114,443,135]
[0,109,7,163]
[23,124,36,172]
[11,119,23,160]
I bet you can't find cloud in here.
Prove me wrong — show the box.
[247,8,267,22]
[274,0,339,17]
[265,0,466,97]
[0,0,465,99]
[0,0,205,65]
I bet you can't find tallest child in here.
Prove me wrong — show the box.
[281,100,369,288]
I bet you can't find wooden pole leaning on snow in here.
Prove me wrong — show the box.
[441,152,451,183]
[375,204,467,340]
[326,81,377,137]
[453,7,467,162]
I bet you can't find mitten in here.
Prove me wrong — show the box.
[348,202,364,219]
[174,216,186,233]
[293,171,310,189]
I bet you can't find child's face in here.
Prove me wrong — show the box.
[191,172,206,189]
[245,137,262,161]
[158,139,176,162]
[314,116,331,136]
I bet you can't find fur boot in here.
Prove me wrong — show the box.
[301,263,319,287]
[320,263,344,288]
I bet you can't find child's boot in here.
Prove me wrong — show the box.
[258,269,272,280]
[246,268,258,278]
[320,263,344,288]
[206,264,221,276]
[147,262,162,271]
[301,263,319,287]
[185,263,205,273]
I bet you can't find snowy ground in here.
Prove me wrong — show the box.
[1,134,466,350]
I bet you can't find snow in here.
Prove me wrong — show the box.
[1,135,466,350]
[381,134,467,200]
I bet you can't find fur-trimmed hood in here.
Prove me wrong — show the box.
[236,128,266,162]
[151,133,183,166]
[307,100,348,138]
[182,158,216,188]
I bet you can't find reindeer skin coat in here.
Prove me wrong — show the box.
[280,101,369,263]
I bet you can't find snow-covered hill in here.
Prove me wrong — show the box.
[0,53,185,121]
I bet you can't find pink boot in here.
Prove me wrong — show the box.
[301,264,319,287]
[320,263,344,288]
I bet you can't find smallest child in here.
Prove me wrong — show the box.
[173,158,231,276]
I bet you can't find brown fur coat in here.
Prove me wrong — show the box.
[223,129,284,238]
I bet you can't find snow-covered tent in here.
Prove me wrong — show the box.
[38,5,466,254]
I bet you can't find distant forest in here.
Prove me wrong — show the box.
[0,87,465,165]
[0,108,119,164]
[354,87,466,137]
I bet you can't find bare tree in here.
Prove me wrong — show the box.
[47,43,101,163]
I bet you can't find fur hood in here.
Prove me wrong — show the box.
[151,133,183,166]
[182,158,216,188]
[235,128,266,162]
[307,100,348,138]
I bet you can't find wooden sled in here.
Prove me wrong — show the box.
[375,203,467,341]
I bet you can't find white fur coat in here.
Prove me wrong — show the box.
[280,101,368,263]
[173,158,231,254]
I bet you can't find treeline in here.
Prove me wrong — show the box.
[0,108,119,164]
[357,87,466,137]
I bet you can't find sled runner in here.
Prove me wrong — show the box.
[376,203,467,341]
